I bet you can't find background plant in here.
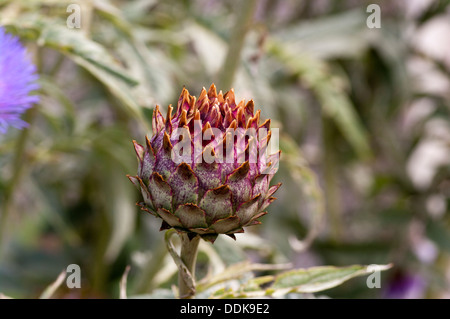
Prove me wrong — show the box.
[0,0,449,299]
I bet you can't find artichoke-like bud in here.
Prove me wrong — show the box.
[128,84,281,243]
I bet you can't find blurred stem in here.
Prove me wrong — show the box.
[322,116,343,240]
[178,234,200,299]
[91,204,111,294]
[81,0,94,36]
[0,106,37,254]
[370,96,414,192]
[48,54,65,77]
[218,0,258,89]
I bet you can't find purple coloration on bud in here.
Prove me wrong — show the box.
[128,84,281,243]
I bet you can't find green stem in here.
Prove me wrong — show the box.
[218,0,258,89]
[178,233,200,299]
[81,0,94,36]
[91,203,111,294]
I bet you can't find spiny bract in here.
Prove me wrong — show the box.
[128,84,281,243]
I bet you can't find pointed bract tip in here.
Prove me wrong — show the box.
[159,221,171,231]
[163,131,173,152]
[187,232,199,241]
[166,104,173,122]
[226,233,236,240]
[133,140,144,161]
[245,100,255,114]
[228,161,250,181]
[201,233,219,243]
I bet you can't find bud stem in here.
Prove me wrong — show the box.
[178,233,200,299]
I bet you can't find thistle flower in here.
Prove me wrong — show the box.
[0,27,39,134]
[128,84,281,243]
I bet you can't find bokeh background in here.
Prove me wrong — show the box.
[0,0,449,299]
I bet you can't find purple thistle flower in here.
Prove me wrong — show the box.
[0,27,39,134]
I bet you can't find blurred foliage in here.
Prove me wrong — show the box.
[0,0,449,299]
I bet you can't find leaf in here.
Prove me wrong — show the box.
[4,18,149,128]
[96,142,137,263]
[280,133,326,252]
[211,234,248,265]
[120,266,131,299]
[267,38,372,160]
[65,53,145,121]
[274,9,373,60]
[241,276,274,292]
[37,23,139,86]
[185,21,227,75]
[29,178,82,247]
[197,261,291,293]
[209,263,392,298]
[95,0,176,106]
